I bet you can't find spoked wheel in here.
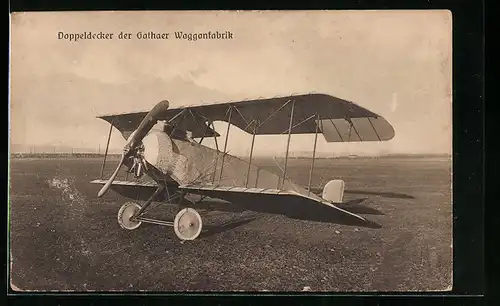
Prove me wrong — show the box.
[117,202,142,230]
[173,208,203,240]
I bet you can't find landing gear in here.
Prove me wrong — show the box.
[117,202,143,230]
[115,193,203,240]
[173,208,203,240]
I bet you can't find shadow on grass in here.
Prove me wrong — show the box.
[338,198,385,216]
[308,188,414,200]
[344,189,415,199]
[202,216,259,238]
[192,193,382,229]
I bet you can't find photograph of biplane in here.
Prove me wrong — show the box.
[91,95,395,240]
[9,11,452,292]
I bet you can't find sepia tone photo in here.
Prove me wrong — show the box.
[9,10,452,292]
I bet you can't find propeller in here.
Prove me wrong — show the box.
[97,100,170,198]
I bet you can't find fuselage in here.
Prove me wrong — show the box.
[138,127,322,201]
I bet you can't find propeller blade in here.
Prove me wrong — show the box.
[127,100,170,148]
[97,153,125,198]
[96,100,170,198]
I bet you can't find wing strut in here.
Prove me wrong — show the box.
[307,113,320,196]
[280,113,316,135]
[210,120,219,184]
[280,100,296,189]
[218,105,233,182]
[368,117,382,141]
[232,104,251,130]
[169,109,187,137]
[329,119,344,142]
[346,118,362,141]
[245,119,258,187]
[100,119,114,179]
[188,109,208,145]
[257,99,292,130]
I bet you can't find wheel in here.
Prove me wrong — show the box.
[173,208,203,240]
[117,202,142,230]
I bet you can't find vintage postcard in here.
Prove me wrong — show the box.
[9,10,452,292]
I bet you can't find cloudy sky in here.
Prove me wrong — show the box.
[10,10,452,156]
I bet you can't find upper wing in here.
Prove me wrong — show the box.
[97,93,395,142]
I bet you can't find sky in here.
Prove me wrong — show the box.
[10,10,452,157]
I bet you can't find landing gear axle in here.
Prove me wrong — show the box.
[116,201,203,241]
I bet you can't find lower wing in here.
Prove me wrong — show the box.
[90,180,369,224]
[178,184,367,222]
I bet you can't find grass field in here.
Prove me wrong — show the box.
[9,156,452,292]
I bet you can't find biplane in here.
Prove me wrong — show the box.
[91,93,394,240]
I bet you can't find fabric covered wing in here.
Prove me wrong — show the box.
[97,93,394,142]
[178,184,367,222]
[90,179,158,188]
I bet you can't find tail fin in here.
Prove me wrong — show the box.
[322,179,345,203]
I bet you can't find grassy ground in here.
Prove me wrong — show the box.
[9,156,452,292]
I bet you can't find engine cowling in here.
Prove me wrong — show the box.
[141,130,190,184]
